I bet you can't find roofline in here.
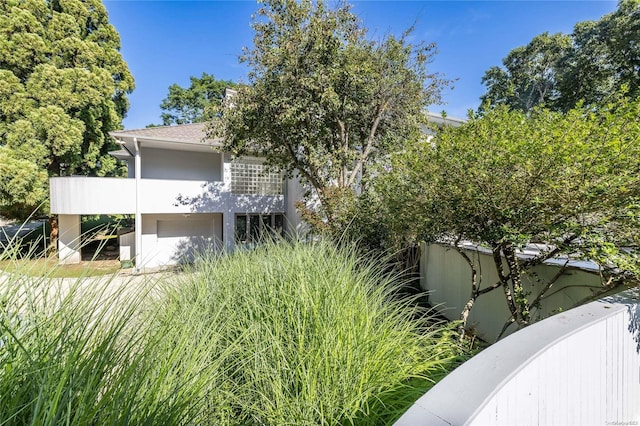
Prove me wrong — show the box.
[425,111,467,126]
[109,132,223,146]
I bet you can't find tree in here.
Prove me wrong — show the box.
[0,0,134,220]
[480,32,571,112]
[210,0,452,228]
[157,72,236,126]
[481,0,640,112]
[376,100,640,338]
[557,0,640,110]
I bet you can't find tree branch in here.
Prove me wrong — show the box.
[347,100,389,187]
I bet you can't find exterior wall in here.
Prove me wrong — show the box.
[126,158,135,178]
[50,177,284,216]
[119,231,135,261]
[139,179,284,214]
[140,147,222,181]
[50,177,135,215]
[58,214,81,264]
[421,243,606,342]
[285,173,306,235]
[50,150,296,268]
[139,213,222,268]
[395,289,640,426]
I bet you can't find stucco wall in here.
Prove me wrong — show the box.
[421,242,607,342]
[140,147,222,181]
[139,213,222,268]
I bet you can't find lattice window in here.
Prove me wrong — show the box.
[230,158,283,195]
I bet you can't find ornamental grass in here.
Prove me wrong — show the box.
[0,239,464,425]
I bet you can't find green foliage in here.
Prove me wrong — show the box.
[211,0,451,228]
[0,265,205,424]
[480,32,571,112]
[0,239,466,424]
[156,72,236,126]
[159,240,463,424]
[0,0,134,219]
[481,0,640,112]
[376,100,640,330]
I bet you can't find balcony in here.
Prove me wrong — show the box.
[50,177,135,215]
[50,177,285,216]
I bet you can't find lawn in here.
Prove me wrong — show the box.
[0,257,121,278]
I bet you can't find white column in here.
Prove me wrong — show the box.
[134,137,142,272]
[58,214,81,264]
[285,173,305,236]
[222,212,235,252]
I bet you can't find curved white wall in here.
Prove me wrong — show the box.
[395,289,640,426]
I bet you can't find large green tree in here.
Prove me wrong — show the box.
[0,0,134,220]
[480,32,571,112]
[481,0,640,112]
[375,99,640,337]
[557,0,640,110]
[156,72,236,126]
[211,0,451,227]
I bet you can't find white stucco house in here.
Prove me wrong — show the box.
[49,110,463,270]
[49,122,305,270]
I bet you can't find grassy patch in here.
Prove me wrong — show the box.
[157,240,466,424]
[0,258,121,278]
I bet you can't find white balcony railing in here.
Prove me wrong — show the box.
[50,177,135,215]
[50,177,285,216]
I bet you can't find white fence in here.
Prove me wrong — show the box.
[395,289,640,425]
[420,242,611,342]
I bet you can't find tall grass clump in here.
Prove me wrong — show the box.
[0,243,220,425]
[158,239,464,425]
[0,238,465,424]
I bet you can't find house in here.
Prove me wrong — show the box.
[49,111,463,270]
[49,123,305,270]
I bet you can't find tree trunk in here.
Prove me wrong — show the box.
[454,241,479,341]
[503,244,529,326]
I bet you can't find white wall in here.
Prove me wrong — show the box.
[421,243,606,342]
[285,173,307,235]
[139,213,222,268]
[140,147,222,181]
[58,214,81,264]
[395,289,640,426]
[50,177,135,215]
[119,231,135,261]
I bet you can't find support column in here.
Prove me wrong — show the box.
[58,214,81,264]
[134,137,141,272]
[223,212,235,252]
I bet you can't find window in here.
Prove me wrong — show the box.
[235,213,284,244]
[230,158,284,195]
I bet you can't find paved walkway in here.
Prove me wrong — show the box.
[0,267,179,308]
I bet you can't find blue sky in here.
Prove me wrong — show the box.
[103,0,618,129]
